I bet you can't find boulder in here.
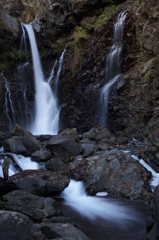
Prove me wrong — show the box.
[0,211,33,240]
[81,144,97,157]
[2,169,70,196]
[31,149,52,162]
[32,223,90,240]
[1,190,55,222]
[45,158,65,171]
[83,125,111,141]
[3,136,26,154]
[40,135,52,141]
[69,149,152,200]
[59,128,80,143]
[46,133,82,159]
[9,124,41,155]
[0,132,6,141]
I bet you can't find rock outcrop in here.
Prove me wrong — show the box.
[2,169,70,196]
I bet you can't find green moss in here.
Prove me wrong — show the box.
[135,0,142,4]
[81,17,96,34]
[145,70,152,81]
[0,63,6,71]
[72,26,89,45]
[33,0,37,16]
[95,5,117,31]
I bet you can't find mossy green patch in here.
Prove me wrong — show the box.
[95,5,117,31]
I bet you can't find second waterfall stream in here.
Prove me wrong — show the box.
[99,11,127,127]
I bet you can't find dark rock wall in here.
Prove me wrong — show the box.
[1,0,159,142]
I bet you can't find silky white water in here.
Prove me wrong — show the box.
[24,24,60,135]
[0,147,39,178]
[99,11,127,126]
[60,180,142,223]
[1,70,15,132]
[131,154,159,192]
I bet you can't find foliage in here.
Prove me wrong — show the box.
[135,0,142,4]
[95,5,117,31]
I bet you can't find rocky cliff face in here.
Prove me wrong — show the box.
[1,0,159,167]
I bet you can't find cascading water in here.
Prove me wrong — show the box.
[1,71,15,132]
[99,11,127,127]
[48,60,57,85]
[23,24,60,135]
[55,49,66,94]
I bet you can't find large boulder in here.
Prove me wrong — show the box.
[31,148,52,162]
[2,169,70,196]
[1,190,55,222]
[3,136,26,154]
[69,149,152,200]
[32,222,90,240]
[5,124,42,155]
[0,211,34,240]
[46,133,82,159]
[83,125,111,141]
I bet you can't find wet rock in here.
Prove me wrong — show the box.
[9,124,41,155]
[46,133,82,159]
[31,148,52,162]
[0,132,6,141]
[40,135,52,141]
[116,137,128,145]
[32,223,90,240]
[69,149,152,200]
[3,136,26,154]
[80,138,96,145]
[81,144,97,157]
[83,125,111,141]
[45,158,65,171]
[44,216,71,224]
[2,169,70,196]
[0,210,34,240]
[1,190,55,221]
[59,128,80,143]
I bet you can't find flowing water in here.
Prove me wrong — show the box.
[57,180,151,240]
[99,11,127,127]
[0,147,39,178]
[1,71,15,132]
[55,49,66,94]
[23,24,60,135]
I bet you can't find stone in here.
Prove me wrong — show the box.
[0,211,34,240]
[2,169,70,197]
[46,133,82,159]
[83,125,111,141]
[33,223,90,240]
[3,137,26,154]
[31,148,52,162]
[1,190,55,222]
[45,158,65,171]
[40,135,52,141]
[58,128,80,144]
[68,148,152,200]
[0,132,6,141]
[10,124,41,155]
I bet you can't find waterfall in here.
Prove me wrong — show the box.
[55,49,66,93]
[23,24,60,135]
[1,71,15,132]
[48,60,57,85]
[99,11,127,127]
